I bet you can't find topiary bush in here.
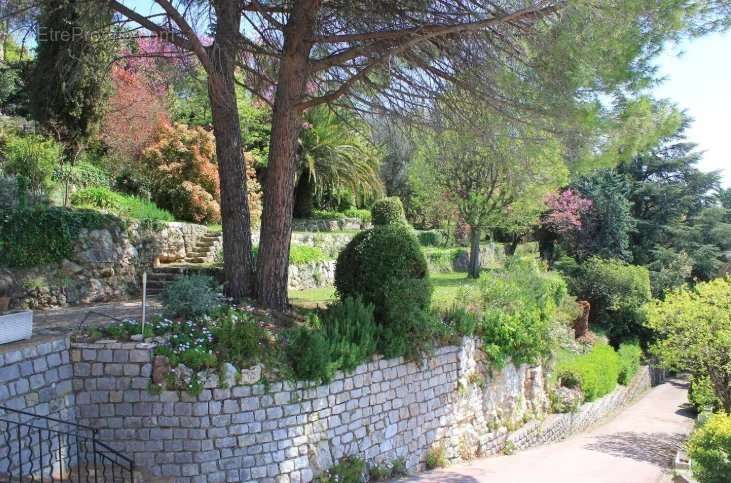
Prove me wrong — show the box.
[688,412,731,483]
[335,223,430,322]
[371,197,405,226]
[161,275,222,320]
[377,277,442,359]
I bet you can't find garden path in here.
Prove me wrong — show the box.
[31,298,162,337]
[397,378,694,483]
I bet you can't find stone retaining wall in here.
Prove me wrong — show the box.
[0,336,656,483]
[293,218,368,232]
[2,222,208,310]
[0,337,76,478]
[67,338,653,483]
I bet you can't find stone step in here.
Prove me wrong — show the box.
[185,258,207,263]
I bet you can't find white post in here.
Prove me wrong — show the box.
[141,271,147,336]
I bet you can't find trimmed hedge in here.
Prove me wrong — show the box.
[335,223,430,321]
[617,341,642,385]
[556,343,620,401]
[371,197,404,226]
[0,207,121,268]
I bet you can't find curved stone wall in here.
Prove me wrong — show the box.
[64,338,654,483]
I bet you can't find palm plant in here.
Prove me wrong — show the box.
[294,107,382,216]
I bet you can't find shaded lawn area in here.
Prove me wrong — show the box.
[289,271,482,309]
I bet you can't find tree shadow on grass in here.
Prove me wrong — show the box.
[584,432,686,468]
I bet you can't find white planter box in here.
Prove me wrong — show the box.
[0,310,33,345]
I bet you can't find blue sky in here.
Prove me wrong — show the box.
[654,30,731,187]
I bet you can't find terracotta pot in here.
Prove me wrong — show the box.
[0,296,9,313]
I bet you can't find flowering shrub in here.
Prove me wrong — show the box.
[142,122,262,225]
[542,189,593,235]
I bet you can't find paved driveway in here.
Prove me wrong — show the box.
[398,378,694,483]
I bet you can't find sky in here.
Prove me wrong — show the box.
[653,31,731,188]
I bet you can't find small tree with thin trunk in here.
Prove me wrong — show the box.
[413,114,567,278]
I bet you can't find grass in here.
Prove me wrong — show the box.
[289,271,482,309]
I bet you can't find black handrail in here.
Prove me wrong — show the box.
[0,405,135,482]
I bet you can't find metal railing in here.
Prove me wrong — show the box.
[0,406,134,482]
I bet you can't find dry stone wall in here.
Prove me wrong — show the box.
[67,338,653,483]
[0,336,656,483]
[3,222,208,310]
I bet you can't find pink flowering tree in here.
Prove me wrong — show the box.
[542,189,593,235]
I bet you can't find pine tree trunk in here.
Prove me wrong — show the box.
[207,1,254,300]
[257,1,319,310]
[468,226,481,279]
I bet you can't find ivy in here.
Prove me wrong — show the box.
[0,206,122,268]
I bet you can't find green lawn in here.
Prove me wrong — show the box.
[289,271,482,309]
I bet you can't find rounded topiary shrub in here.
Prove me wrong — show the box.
[371,197,405,226]
[335,223,431,321]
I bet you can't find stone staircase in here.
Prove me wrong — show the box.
[144,231,223,296]
[184,231,222,264]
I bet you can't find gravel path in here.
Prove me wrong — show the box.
[398,378,694,483]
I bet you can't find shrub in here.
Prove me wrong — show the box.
[142,122,263,225]
[417,229,446,247]
[424,247,464,272]
[688,413,731,483]
[1,133,62,198]
[556,343,620,401]
[70,187,119,209]
[567,257,651,342]
[53,161,111,190]
[284,325,338,384]
[689,375,722,413]
[378,278,442,359]
[321,296,378,372]
[213,307,273,369]
[116,195,174,222]
[316,456,367,483]
[310,209,345,220]
[335,223,430,322]
[0,206,120,268]
[161,275,222,319]
[371,197,404,226]
[343,207,371,222]
[645,278,731,413]
[426,445,447,469]
[464,257,567,367]
[617,341,642,385]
